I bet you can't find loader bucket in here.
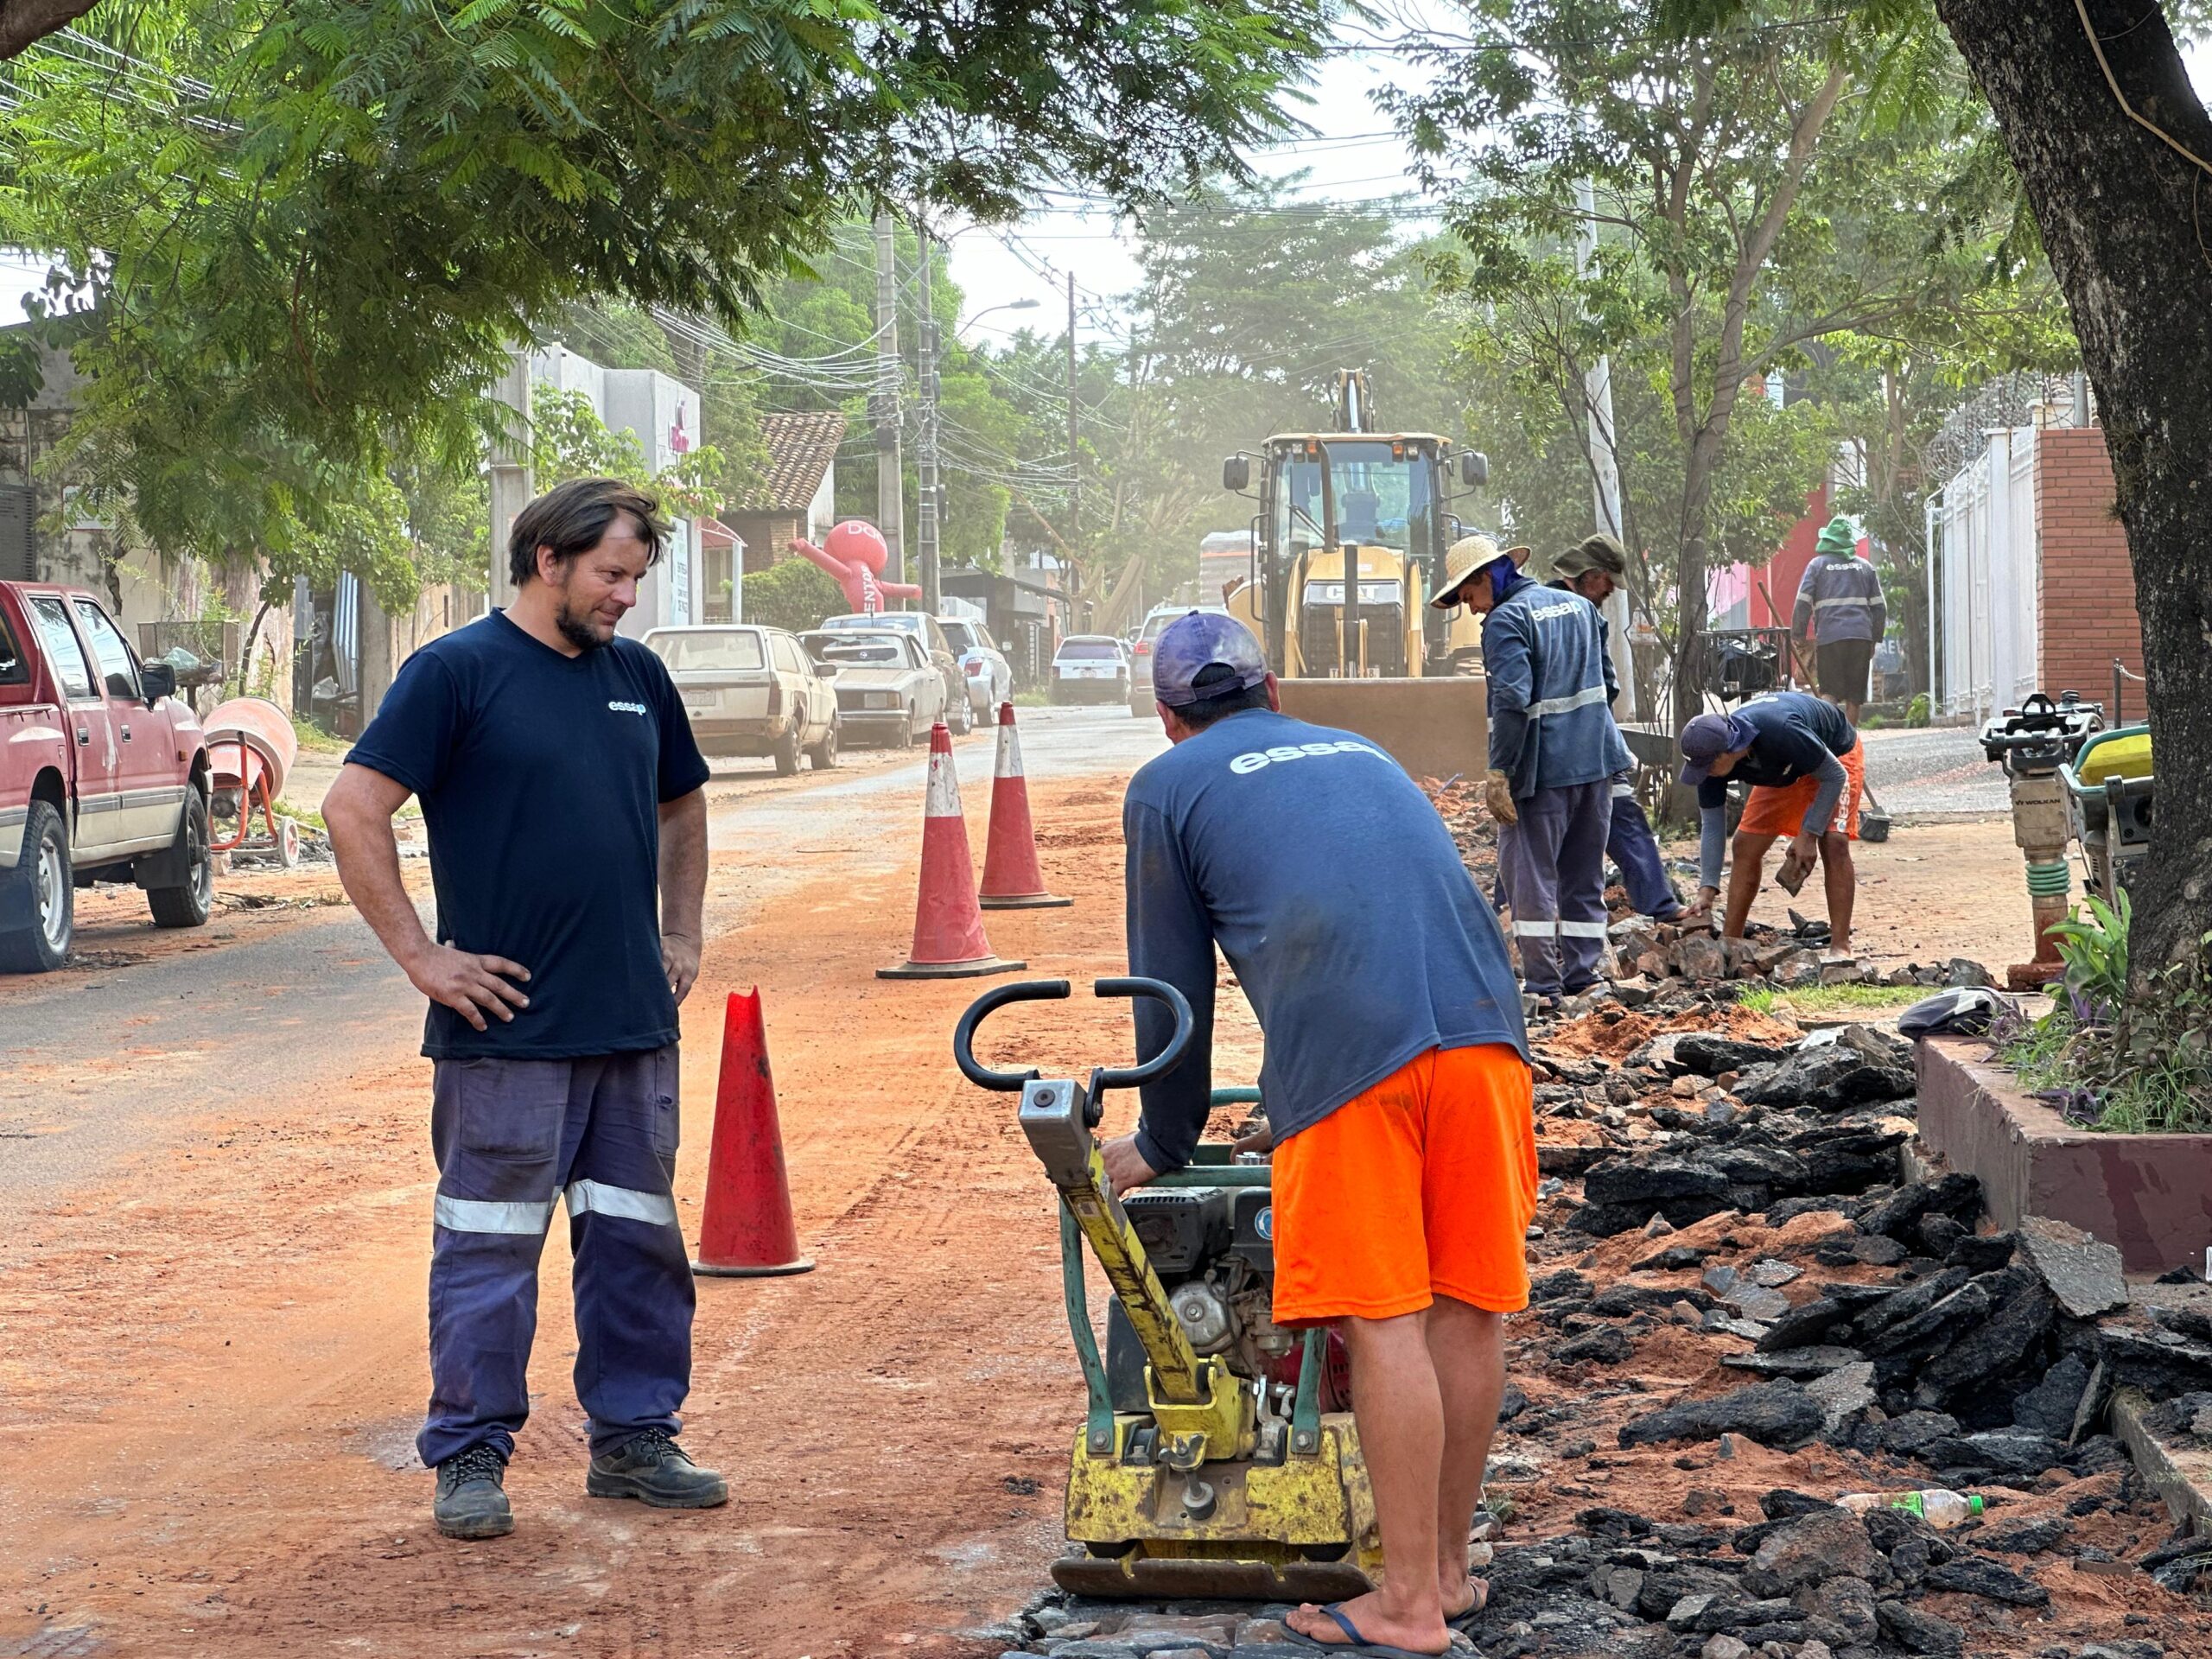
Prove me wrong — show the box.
[1276,677,1491,783]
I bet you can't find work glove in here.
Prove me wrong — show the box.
[1484,769,1518,825]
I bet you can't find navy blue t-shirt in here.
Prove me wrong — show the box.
[1694,691,1855,806]
[1122,708,1528,1173]
[347,611,711,1060]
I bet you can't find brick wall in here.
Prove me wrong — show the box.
[2033,428,2146,709]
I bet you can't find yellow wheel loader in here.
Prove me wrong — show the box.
[1219,372,1496,779]
[954,976,1382,1603]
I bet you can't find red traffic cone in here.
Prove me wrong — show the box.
[692,988,814,1277]
[980,702,1072,910]
[878,723,1027,980]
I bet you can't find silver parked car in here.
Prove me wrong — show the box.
[645,624,839,774]
[819,610,971,734]
[799,629,949,747]
[938,617,1014,719]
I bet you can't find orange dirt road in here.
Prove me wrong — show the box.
[0,751,1187,1659]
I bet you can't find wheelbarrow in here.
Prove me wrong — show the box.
[2059,723,2152,907]
[203,696,302,868]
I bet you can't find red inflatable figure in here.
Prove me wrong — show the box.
[789,519,921,615]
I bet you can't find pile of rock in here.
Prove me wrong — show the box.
[1427,775,1501,893]
[1607,915,1994,998]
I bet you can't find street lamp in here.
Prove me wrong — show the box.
[957,297,1041,337]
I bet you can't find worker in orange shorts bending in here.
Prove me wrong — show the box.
[1098,610,1538,1658]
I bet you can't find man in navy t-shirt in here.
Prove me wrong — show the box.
[325,477,721,1541]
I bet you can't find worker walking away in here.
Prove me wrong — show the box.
[1791,515,1886,722]
[1678,689,1865,952]
[1544,533,1681,922]
[1103,612,1534,1658]
[1435,535,1632,1004]
[326,478,725,1541]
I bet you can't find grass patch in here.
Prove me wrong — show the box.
[1012,690,1052,708]
[271,798,325,832]
[2000,1005,2212,1134]
[1737,982,1926,1019]
[291,716,350,754]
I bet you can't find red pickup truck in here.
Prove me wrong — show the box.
[0,581,213,970]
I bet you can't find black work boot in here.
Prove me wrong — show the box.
[585,1427,729,1509]
[433,1443,513,1540]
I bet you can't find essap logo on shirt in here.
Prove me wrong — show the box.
[607,700,649,716]
[1228,739,1387,775]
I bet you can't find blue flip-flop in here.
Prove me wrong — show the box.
[1285,1603,1451,1659]
[1445,1578,1490,1635]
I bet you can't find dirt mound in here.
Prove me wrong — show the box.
[1542,1001,1800,1059]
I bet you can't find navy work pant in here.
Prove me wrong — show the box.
[416,1046,694,1469]
[1498,779,1611,996]
[1609,779,1681,920]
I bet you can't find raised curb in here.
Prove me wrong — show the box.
[1916,1036,2212,1274]
[2111,1385,2212,1535]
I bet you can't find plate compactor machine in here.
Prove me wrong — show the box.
[954,976,1381,1602]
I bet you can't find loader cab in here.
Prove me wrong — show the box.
[1230,435,1460,677]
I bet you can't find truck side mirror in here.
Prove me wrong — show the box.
[1459,451,1490,489]
[140,660,176,703]
[1222,455,1250,493]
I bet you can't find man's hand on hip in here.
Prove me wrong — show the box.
[1099,1134,1160,1197]
[404,944,531,1032]
[663,931,702,1005]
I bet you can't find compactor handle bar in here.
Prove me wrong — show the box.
[951,976,1195,1094]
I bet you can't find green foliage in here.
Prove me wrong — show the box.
[1907,692,1932,726]
[529,387,726,521]
[1390,0,2068,717]
[741,556,843,634]
[0,2,1325,610]
[2050,889,2131,1012]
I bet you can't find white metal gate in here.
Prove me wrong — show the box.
[1937,426,2040,721]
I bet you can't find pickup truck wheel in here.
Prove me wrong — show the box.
[146,789,214,929]
[0,799,72,973]
[807,721,839,771]
[772,720,802,777]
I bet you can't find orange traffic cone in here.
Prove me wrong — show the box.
[979,702,1072,910]
[877,723,1027,980]
[692,988,814,1277]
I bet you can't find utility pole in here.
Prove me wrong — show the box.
[1574,175,1637,719]
[1065,272,1080,626]
[916,226,941,614]
[872,212,906,598]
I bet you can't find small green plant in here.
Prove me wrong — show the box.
[2048,889,2129,1014]
[1013,690,1052,707]
[291,715,349,754]
[1737,982,1925,1017]
[271,798,326,832]
[1906,692,1931,728]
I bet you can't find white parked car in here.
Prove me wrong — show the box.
[818,610,971,734]
[938,617,1014,719]
[645,624,839,774]
[799,629,949,747]
[1128,604,1232,715]
[1049,634,1132,705]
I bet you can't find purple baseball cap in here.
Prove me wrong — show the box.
[1152,611,1268,708]
[1679,711,1754,785]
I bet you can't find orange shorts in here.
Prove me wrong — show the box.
[1270,1043,1537,1324]
[1737,734,1866,841]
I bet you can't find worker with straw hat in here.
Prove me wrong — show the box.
[1434,533,1630,1005]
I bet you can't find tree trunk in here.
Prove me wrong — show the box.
[0,0,99,60]
[1937,0,2212,978]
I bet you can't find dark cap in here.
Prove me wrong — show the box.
[1554,533,1628,582]
[1152,611,1268,708]
[1679,711,1753,785]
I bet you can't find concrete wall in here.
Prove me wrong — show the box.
[2033,427,2145,709]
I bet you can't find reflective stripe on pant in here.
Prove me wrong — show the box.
[417,1046,695,1469]
[1497,779,1611,995]
[1607,781,1681,919]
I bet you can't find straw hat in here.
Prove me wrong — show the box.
[1432,534,1531,608]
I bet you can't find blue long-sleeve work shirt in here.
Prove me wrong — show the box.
[1484,577,1632,798]
[1122,709,1527,1173]
[1792,553,1887,645]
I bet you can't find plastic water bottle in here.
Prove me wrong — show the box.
[1838,1490,1984,1528]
